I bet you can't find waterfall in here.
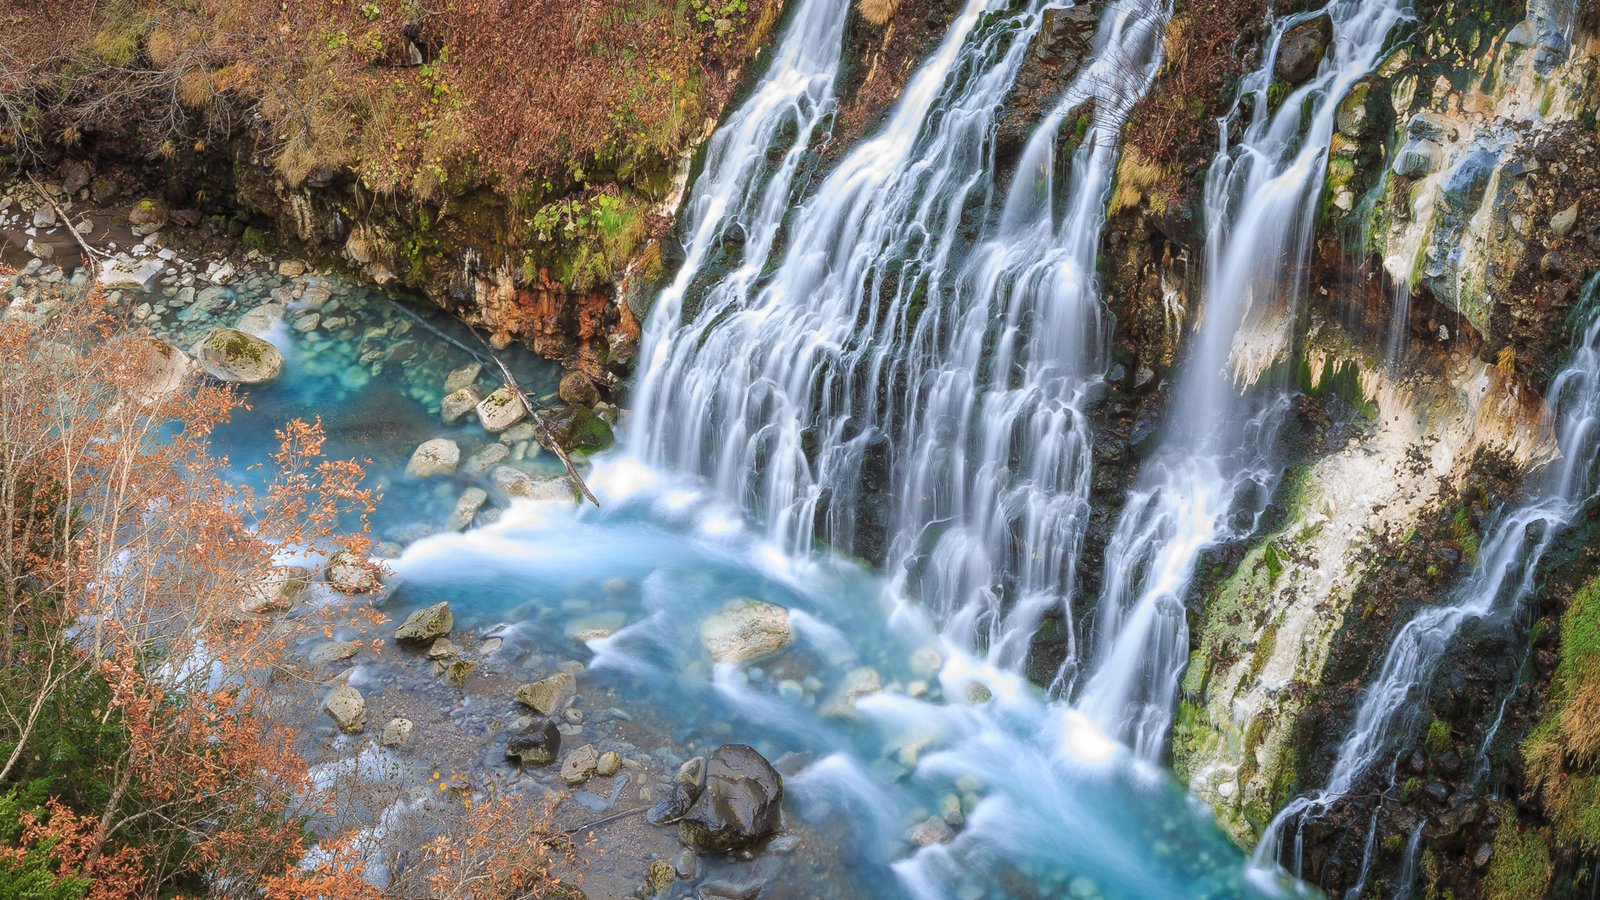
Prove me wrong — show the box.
[1256,275,1600,872]
[888,0,1171,673]
[630,0,1051,560]
[1075,0,1408,761]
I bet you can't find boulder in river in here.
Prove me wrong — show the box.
[1275,14,1332,83]
[191,328,284,384]
[394,601,452,644]
[128,337,190,399]
[440,386,483,424]
[323,549,381,594]
[380,717,414,748]
[476,386,527,433]
[515,672,576,715]
[677,743,783,853]
[323,683,366,734]
[558,371,601,407]
[244,565,310,613]
[405,438,460,477]
[699,599,793,665]
[506,718,561,766]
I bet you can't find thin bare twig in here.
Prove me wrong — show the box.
[465,327,600,507]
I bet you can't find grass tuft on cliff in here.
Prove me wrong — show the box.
[1523,574,1600,852]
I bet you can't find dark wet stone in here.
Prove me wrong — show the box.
[646,782,698,826]
[1423,781,1451,804]
[505,718,561,767]
[1275,14,1333,83]
[678,743,783,853]
[697,880,764,900]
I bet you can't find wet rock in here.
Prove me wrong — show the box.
[476,386,527,433]
[446,487,488,530]
[31,205,57,229]
[406,438,460,477]
[506,719,562,766]
[394,601,453,644]
[60,160,90,195]
[235,302,285,334]
[443,362,482,393]
[380,717,414,748]
[516,672,576,715]
[1336,81,1370,137]
[323,683,365,734]
[244,565,310,613]
[561,743,599,785]
[907,817,954,847]
[426,637,459,660]
[699,599,793,665]
[597,750,622,776]
[309,640,361,665]
[129,337,189,398]
[1393,139,1444,178]
[672,847,697,879]
[323,549,381,594]
[697,879,764,900]
[558,371,601,407]
[640,858,676,897]
[463,443,510,475]
[1275,14,1332,83]
[440,386,483,424]
[191,328,284,384]
[677,744,783,854]
[824,667,882,718]
[1423,781,1451,803]
[98,256,164,291]
[646,782,698,825]
[443,657,477,685]
[128,198,169,236]
[278,259,306,277]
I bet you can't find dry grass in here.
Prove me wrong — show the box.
[858,0,902,27]
[1111,147,1174,214]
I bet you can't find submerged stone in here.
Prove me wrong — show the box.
[699,599,793,665]
[323,683,365,734]
[515,672,576,714]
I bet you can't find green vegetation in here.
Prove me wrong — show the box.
[1425,717,1451,755]
[1524,574,1600,851]
[1482,815,1553,899]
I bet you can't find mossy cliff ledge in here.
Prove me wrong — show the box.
[0,1,796,386]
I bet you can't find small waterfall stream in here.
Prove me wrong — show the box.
[1076,0,1408,760]
[1257,275,1600,877]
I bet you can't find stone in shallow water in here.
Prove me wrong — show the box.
[677,744,783,853]
[235,302,285,334]
[463,442,510,475]
[100,256,165,290]
[440,386,482,424]
[128,337,189,399]
[443,362,482,393]
[646,782,697,826]
[405,438,459,477]
[191,328,284,384]
[394,601,452,644]
[244,565,310,613]
[907,817,954,847]
[323,683,365,734]
[446,487,488,531]
[561,743,599,785]
[380,717,414,748]
[596,750,622,776]
[506,719,561,766]
[309,640,361,665]
[699,599,793,665]
[515,672,575,715]
[476,385,527,433]
[323,549,381,594]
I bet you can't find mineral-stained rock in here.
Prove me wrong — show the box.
[191,328,284,384]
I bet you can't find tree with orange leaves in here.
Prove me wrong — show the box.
[0,271,382,897]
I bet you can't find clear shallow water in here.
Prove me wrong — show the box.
[138,264,1300,896]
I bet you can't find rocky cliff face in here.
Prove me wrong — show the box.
[1094,0,1600,891]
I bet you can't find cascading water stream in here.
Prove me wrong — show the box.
[1256,275,1600,877]
[1074,0,1408,761]
[888,0,1170,673]
[630,0,1051,559]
